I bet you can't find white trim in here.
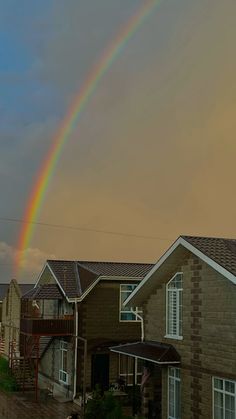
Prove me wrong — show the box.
[34,262,50,288]
[212,376,236,419]
[165,335,183,341]
[168,367,181,419]
[166,273,183,340]
[35,262,67,299]
[125,236,236,306]
[119,283,141,322]
[110,344,180,366]
[68,276,143,303]
[119,355,142,386]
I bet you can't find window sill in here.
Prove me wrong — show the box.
[164,334,183,341]
[119,319,141,323]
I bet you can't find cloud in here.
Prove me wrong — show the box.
[0,241,56,282]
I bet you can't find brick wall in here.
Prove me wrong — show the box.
[144,252,236,419]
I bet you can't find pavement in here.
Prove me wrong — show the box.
[0,390,81,419]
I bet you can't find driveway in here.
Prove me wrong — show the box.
[0,390,81,419]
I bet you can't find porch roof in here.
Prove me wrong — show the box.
[110,341,180,365]
[22,284,63,300]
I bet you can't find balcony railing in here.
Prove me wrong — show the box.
[20,316,74,336]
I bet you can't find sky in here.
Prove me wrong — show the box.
[0,0,236,283]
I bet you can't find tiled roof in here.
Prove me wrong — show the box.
[0,283,34,301]
[182,235,236,277]
[110,341,180,364]
[47,260,154,299]
[22,284,63,300]
[19,284,35,296]
[77,261,154,278]
[48,260,81,299]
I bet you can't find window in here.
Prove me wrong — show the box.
[166,273,183,339]
[119,355,143,385]
[120,284,141,321]
[213,377,236,419]
[168,367,181,419]
[59,340,69,384]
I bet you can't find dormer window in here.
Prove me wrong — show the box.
[166,273,183,339]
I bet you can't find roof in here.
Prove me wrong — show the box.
[0,283,34,301]
[45,260,154,300]
[22,284,63,300]
[0,284,9,301]
[19,284,35,296]
[125,235,236,306]
[182,235,236,277]
[110,341,180,365]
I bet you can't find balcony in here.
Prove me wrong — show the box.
[20,316,74,336]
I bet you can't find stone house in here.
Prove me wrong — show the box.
[1,279,33,358]
[0,284,9,355]
[111,236,236,418]
[0,284,9,329]
[20,260,153,401]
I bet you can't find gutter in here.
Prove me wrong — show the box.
[131,310,144,341]
[73,302,78,400]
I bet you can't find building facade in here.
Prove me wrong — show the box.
[20,260,153,401]
[111,236,236,418]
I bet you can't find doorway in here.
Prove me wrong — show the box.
[91,353,109,391]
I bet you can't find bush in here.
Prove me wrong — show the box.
[0,356,9,374]
[85,387,132,419]
[0,356,18,392]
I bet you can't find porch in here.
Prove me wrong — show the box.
[110,340,180,418]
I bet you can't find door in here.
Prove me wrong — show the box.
[91,353,109,391]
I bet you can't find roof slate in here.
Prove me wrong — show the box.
[19,284,35,296]
[47,260,154,299]
[182,235,236,277]
[22,284,63,300]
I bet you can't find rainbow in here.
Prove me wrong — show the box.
[15,0,160,275]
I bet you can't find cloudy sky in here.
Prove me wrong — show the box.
[1,0,236,283]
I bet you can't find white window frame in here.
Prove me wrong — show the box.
[165,272,183,340]
[119,355,143,386]
[119,284,142,322]
[168,367,181,419]
[59,340,69,385]
[213,376,236,419]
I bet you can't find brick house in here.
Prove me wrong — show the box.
[1,279,33,358]
[20,260,153,401]
[111,236,236,418]
[0,284,9,355]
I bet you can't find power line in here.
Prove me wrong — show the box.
[0,216,171,241]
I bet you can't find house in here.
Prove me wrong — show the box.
[0,284,9,355]
[0,284,9,329]
[1,279,34,358]
[20,260,153,401]
[111,236,236,418]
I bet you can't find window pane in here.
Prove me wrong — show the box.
[168,368,181,419]
[175,380,181,419]
[214,391,224,419]
[214,378,224,390]
[225,394,235,419]
[225,381,235,394]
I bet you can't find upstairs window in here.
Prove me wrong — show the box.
[166,273,183,339]
[213,377,236,419]
[120,284,141,321]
